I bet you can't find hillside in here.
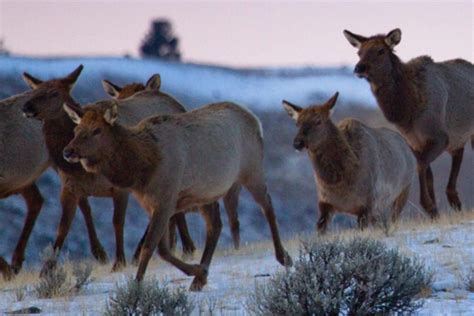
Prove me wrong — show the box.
[0,56,473,270]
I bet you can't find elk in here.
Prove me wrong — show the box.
[102,78,242,259]
[63,101,292,290]
[283,93,415,231]
[0,86,109,279]
[343,28,474,216]
[21,66,191,274]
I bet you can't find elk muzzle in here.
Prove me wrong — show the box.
[293,137,305,151]
[354,63,368,78]
[63,147,80,163]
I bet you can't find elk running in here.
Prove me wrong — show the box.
[283,92,415,231]
[63,101,292,290]
[22,66,190,274]
[343,28,474,216]
[102,78,243,258]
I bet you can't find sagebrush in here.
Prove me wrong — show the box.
[105,277,194,316]
[247,237,433,315]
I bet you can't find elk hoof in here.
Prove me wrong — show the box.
[189,275,207,292]
[10,259,23,275]
[92,247,108,264]
[447,190,462,211]
[277,251,293,267]
[429,207,440,220]
[0,262,13,281]
[111,259,126,272]
[40,259,58,278]
[232,235,241,250]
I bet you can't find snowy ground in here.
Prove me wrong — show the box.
[1,213,473,315]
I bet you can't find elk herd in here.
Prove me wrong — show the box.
[0,29,473,291]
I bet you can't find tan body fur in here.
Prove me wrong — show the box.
[64,101,291,290]
[283,93,415,231]
[344,28,474,215]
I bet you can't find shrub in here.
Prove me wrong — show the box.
[465,269,474,292]
[35,251,93,299]
[247,237,433,316]
[105,278,194,316]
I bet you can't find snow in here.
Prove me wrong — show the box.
[1,219,473,315]
[0,56,376,110]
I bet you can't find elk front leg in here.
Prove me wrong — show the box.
[77,198,108,263]
[136,196,177,282]
[446,147,464,211]
[11,183,44,274]
[111,190,129,272]
[40,188,79,277]
[317,201,334,234]
[174,212,196,257]
[188,202,222,291]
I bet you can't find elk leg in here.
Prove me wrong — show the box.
[223,183,241,249]
[11,183,44,274]
[187,202,222,291]
[244,178,292,267]
[132,225,148,265]
[77,198,108,263]
[446,148,464,211]
[111,190,128,272]
[391,185,410,222]
[40,189,79,277]
[168,215,178,252]
[0,256,12,281]
[175,212,196,257]
[317,202,333,234]
[417,162,439,219]
[136,197,181,282]
[426,166,436,203]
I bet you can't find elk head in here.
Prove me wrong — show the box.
[343,28,401,81]
[282,92,339,151]
[63,101,118,173]
[22,65,84,120]
[102,73,161,99]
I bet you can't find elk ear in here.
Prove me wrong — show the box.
[22,72,43,89]
[103,103,118,125]
[145,74,161,90]
[63,64,84,91]
[282,100,302,121]
[102,80,122,99]
[63,103,83,125]
[325,92,339,117]
[343,30,367,49]
[385,28,401,48]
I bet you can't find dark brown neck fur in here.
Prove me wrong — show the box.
[42,96,86,175]
[308,123,359,185]
[99,125,159,190]
[371,54,427,128]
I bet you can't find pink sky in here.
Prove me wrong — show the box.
[0,0,472,67]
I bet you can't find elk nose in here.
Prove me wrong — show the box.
[293,138,305,151]
[354,63,367,74]
[22,102,35,117]
[63,148,76,161]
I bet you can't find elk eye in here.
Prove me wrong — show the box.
[377,48,385,56]
[92,128,101,136]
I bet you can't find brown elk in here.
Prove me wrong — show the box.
[343,28,474,216]
[63,101,292,290]
[101,78,243,258]
[0,86,109,279]
[283,93,415,231]
[21,67,194,274]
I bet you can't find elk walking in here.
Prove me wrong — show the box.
[283,92,415,231]
[63,100,292,290]
[343,28,474,216]
[21,66,196,273]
